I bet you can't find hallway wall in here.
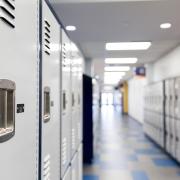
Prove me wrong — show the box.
[129,44,180,123]
[128,77,147,124]
[147,44,180,83]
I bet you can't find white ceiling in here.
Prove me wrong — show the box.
[50,0,180,83]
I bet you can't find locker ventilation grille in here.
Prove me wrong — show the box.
[62,43,66,66]
[78,122,81,140]
[43,154,51,180]
[62,138,67,165]
[72,128,75,150]
[0,0,15,28]
[44,20,51,55]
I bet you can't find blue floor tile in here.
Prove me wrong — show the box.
[152,158,179,167]
[83,106,180,180]
[127,154,138,161]
[83,175,99,180]
[132,171,149,180]
[100,161,127,170]
[135,148,162,155]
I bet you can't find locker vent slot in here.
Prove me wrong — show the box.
[72,128,75,149]
[0,79,15,143]
[62,138,67,165]
[44,20,51,55]
[0,0,15,28]
[43,154,51,180]
[78,122,81,140]
[62,43,66,66]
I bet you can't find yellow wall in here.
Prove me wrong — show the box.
[121,82,128,114]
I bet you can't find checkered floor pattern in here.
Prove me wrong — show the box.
[83,106,180,180]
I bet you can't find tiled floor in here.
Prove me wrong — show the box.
[83,106,180,180]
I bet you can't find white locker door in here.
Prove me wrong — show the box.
[78,145,83,180]
[41,1,61,180]
[61,30,71,177]
[71,48,78,157]
[174,78,180,159]
[77,55,83,146]
[165,80,171,152]
[62,166,71,180]
[0,0,38,179]
[71,153,78,180]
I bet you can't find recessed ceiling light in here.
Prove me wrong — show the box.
[104,66,130,72]
[66,25,76,31]
[106,42,151,51]
[105,58,138,64]
[160,23,172,29]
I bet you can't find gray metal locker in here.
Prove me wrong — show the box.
[41,1,61,179]
[61,30,72,177]
[0,0,38,179]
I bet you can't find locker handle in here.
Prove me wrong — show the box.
[175,95,178,100]
[176,137,179,142]
[0,79,16,143]
[72,93,75,107]
[63,91,67,110]
[44,87,50,123]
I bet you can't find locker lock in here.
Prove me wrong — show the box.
[0,79,16,142]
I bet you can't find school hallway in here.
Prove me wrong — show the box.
[83,106,180,180]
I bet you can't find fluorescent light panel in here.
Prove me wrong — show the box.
[105,58,138,64]
[105,66,130,72]
[106,42,151,50]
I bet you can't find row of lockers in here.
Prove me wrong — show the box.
[165,78,180,162]
[144,78,180,163]
[0,0,83,180]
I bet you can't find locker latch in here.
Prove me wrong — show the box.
[44,86,50,123]
[72,93,75,107]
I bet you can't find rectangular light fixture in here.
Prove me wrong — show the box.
[106,42,151,51]
[104,66,130,72]
[105,58,138,64]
